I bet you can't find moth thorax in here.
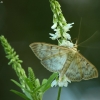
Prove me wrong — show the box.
[68,49,77,59]
[71,45,78,53]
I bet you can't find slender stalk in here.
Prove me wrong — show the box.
[57,87,62,100]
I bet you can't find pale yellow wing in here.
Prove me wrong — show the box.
[65,59,82,81]
[41,53,67,72]
[66,52,98,81]
[29,42,69,72]
[78,53,98,80]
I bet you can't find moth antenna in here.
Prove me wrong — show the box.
[77,17,82,45]
[78,30,98,47]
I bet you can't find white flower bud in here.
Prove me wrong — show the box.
[51,80,57,87]
[63,22,74,32]
[59,40,74,48]
[63,33,71,40]
[51,75,71,87]
[51,23,57,29]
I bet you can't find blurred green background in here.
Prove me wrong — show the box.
[0,0,100,100]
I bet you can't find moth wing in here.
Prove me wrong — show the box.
[29,42,69,60]
[78,53,98,80]
[41,53,67,72]
[29,42,69,72]
[66,55,82,81]
[66,52,98,81]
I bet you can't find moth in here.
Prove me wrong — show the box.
[29,42,98,81]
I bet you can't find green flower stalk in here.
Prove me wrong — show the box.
[0,36,25,79]
[0,36,58,100]
[49,0,74,48]
[0,36,33,99]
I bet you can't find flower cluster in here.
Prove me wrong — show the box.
[51,74,71,87]
[49,0,74,48]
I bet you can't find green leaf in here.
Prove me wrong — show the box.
[23,89,33,100]
[34,73,58,94]
[24,78,33,91]
[11,79,23,88]
[11,79,33,100]
[43,73,58,92]
[11,79,30,93]
[10,90,30,100]
[33,83,46,93]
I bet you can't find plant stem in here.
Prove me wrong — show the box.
[57,87,62,100]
